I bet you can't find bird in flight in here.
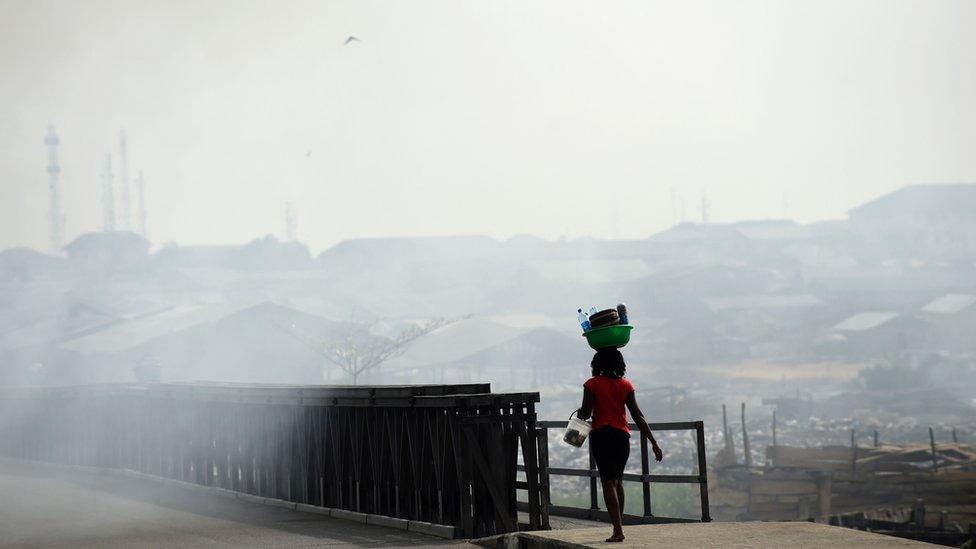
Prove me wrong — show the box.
[344,36,360,45]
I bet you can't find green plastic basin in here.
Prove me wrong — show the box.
[583,324,633,350]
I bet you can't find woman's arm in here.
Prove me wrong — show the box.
[626,391,663,461]
[578,387,595,420]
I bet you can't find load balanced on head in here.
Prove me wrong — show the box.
[577,303,632,350]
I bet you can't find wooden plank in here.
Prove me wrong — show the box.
[749,479,819,496]
[768,446,858,462]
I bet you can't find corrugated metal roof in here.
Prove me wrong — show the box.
[832,312,899,332]
[527,259,653,284]
[386,317,524,366]
[0,300,120,351]
[734,223,811,241]
[702,294,823,312]
[58,301,259,355]
[921,293,976,315]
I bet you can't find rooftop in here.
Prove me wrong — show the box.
[832,312,900,332]
[57,302,255,355]
[64,231,150,254]
[921,293,976,315]
[702,294,823,312]
[848,183,976,218]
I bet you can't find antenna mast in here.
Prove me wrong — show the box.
[101,153,115,231]
[136,170,148,238]
[285,202,297,241]
[119,129,131,230]
[44,126,64,253]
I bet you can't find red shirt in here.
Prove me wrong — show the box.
[584,376,635,434]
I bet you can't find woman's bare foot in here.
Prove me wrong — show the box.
[605,532,625,543]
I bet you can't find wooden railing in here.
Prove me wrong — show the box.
[520,420,711,524]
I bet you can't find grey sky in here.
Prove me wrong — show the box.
[2,0,974,253]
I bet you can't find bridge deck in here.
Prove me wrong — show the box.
[0,460,466,548]
[478,521,939,548]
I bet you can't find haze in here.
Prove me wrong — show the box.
[2,0,974,252]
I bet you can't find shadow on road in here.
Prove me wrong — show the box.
[0,460,459,548]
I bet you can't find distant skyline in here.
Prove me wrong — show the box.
[2,0,975,254]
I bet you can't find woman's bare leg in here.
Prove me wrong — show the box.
[601,480,625,541]
[616,480,625,516]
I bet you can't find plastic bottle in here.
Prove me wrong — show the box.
[616,303,629,325]
[589,306,598,316]
[578,308,591,332]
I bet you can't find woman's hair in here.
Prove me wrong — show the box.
[591,348,626,379]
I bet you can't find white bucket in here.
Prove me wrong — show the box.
[563,415,592,448]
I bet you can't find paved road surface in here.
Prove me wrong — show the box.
[0,460,462,548]
[493,521,940,548]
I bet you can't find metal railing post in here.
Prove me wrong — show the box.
[641,431,652,519]
[529,420,711,525]
[695,421,711,522]
[588,435,599,511]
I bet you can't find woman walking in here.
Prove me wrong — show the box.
[578,348,663,543]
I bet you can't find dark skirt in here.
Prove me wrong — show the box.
[590,425,630,482]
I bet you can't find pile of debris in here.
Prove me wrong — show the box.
[709,441,976,527]
[768,442,976,473]
[823,501,976,547]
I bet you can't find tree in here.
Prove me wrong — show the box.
[279,317,456,384]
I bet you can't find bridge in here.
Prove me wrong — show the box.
[0,382,711,534]
[1,382,942,547]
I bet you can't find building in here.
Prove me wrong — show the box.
[821,312,929,360]
[0,248,67,283]
[154,236,312,271]
[919,293,976,353]
[57,301,340,383]
[847,184,976,260]
[64,231,151,273]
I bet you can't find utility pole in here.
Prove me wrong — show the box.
[44,126,64,253]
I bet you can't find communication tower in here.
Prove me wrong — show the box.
[136,170,148,238]
[119,129,131,230]
[44,127,64,252]
[285,202,297,241]
[101,153,116,231]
